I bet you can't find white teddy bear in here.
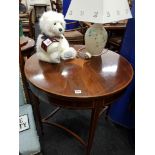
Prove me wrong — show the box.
[36,11,77,63]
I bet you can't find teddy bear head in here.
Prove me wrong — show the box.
[39,11,66,37]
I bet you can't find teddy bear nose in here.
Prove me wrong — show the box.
[59,28,62,32]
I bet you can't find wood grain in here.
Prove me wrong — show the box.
[25,49,133,101]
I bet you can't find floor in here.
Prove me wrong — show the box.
[38,102,134,155]
[34,22,135,155]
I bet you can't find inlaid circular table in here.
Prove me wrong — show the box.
[24,45,133,155]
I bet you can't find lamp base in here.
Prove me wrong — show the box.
[77,46,109,59]
[85,23,108,56]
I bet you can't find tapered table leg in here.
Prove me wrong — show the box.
[31,92,44,136]
[86,103,102,155]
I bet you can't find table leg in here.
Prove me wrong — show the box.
[86,105,102,155]
[31,93,44,136]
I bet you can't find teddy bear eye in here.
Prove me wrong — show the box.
[54,23,56,25]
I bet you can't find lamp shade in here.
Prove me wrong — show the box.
[65,0,132,57]
[65,0,132,24]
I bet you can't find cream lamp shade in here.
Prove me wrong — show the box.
[65,0,132,56]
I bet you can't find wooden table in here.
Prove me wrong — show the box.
[20,36,35,104]
[24,45,133,155]
[20,36,35,58]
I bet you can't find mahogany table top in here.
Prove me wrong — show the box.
[24,47,133,101]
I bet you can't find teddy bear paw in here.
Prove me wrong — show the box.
[61,48,77,60]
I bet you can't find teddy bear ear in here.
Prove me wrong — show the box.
[39,12,45,23]
[39,12,48,31]
[58,13,64,19]
[39,15,44,28]
[61,13,65,18]
[40,11,48,21]
[39,11,51,25]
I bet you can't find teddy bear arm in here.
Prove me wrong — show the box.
[49,52,61,63]
[46,42,60,53]
[60,37,70,51]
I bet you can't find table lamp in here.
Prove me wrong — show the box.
[65,0,132,56]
